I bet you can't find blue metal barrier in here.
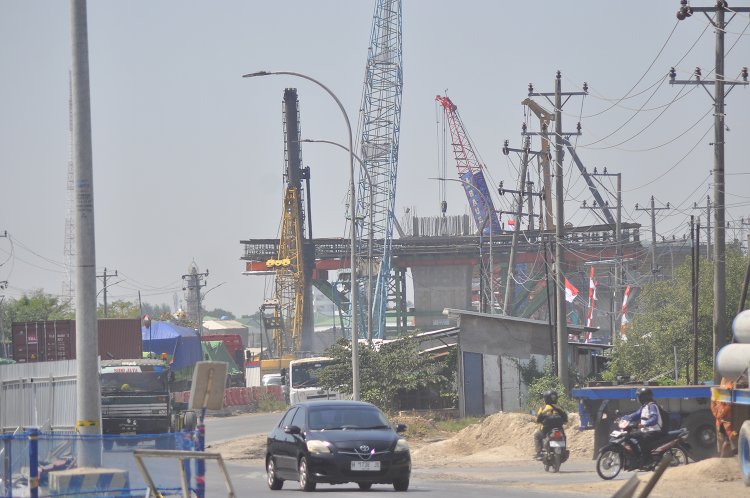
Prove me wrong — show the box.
[1,430,202,497]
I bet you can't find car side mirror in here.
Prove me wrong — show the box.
[395,423,407,433]
[284,425,301,435]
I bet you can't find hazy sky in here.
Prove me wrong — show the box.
[1,1,748,317]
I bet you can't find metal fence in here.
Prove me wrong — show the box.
[1,430,199,497]
[0,361,78,433]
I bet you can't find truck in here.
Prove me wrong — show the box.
[286,356,341,405]
[711,308,750,486]
[572,384,716,461]
[100,358,196,449]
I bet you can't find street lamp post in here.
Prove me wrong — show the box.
[243,71,360,400]
[301,138,375,343]
[430,177,496,313]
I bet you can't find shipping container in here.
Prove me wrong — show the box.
[11,319,142,363]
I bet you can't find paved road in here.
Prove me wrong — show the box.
[204,458,623,498]
[204,411,282,444]
[199,414,628,497]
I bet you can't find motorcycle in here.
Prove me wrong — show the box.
[596,418,690,480]
[541,427,569,473]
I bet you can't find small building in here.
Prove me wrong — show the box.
[444,308,608,417]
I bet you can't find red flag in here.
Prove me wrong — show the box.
[508,218,516,226]
[564,278,579,303]
[586,267,596,332]
[620,285,632,339]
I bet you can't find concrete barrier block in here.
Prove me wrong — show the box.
[49,467,129,497]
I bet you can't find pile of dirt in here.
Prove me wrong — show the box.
[412,411,593,466]
[207,433,267,461]
[661,457,741,483]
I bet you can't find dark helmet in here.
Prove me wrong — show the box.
[543,390,558,405]
[637,387,654,404]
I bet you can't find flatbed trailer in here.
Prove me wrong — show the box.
[571,385,716,460]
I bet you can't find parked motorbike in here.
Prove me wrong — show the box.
[596,418,690,480]
[541,427,569,473]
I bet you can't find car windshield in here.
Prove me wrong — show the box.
[264,376,282,386]
[308,406,390,431]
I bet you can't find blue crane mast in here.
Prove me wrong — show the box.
[352,0,403,340]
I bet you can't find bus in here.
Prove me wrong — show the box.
[287,356,342,405]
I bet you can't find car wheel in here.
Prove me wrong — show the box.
[392,477,409,492]
[298,456,316,491]
[267,457,283,490]
[358,482,372,491]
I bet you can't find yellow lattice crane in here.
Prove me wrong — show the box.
[267,186,305,355]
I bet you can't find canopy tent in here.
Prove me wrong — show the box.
[142,321,202,371]
[201,340,242,377]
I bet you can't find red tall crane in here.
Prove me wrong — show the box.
[435,95,502,235]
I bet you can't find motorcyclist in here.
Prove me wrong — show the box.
[534,390,568,459]
[621,387,664,461]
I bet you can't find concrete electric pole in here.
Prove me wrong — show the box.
[96,267,118,318]
[582,167,622,343]
[527,72,588,390]
[636,197,670,281]
[500,137,543,316]
[693,196,712,261]
[672,0,749,382]
[70,0,102,467]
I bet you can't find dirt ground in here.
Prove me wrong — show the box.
[208,411,747,497]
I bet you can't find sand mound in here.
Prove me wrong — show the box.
[412,411,593,465]
[662,457,741,483]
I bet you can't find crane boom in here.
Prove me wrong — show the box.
[435,95,502,235]
[354,0,403,340]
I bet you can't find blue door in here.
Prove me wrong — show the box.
[463,352,484,416]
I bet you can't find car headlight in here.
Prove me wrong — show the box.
[395,438,409,453]
[306,440,332,454]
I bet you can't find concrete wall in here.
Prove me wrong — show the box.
[459,314,553,358]
[411,263,473,330]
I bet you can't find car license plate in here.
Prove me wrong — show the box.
[351,461,380,471]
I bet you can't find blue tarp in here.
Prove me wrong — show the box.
[142,321,202,371]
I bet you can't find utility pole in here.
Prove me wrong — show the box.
[500,137,543,316]
[636,196,670,281]
[71,0,101,467]
[0,281,7,358]
[691,216,701,384]
[182,265,208,335]
[672,0,750,382]
[528,71,587,390]
[583,167,622,343]
[96,267,118,318]
[693,196,712,261]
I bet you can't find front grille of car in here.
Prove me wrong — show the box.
[337,448,392,460]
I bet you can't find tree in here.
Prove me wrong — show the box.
[97,299,140,318]
[1,290,74,345]
[605,248,748,383]
[317,337,454,412]
[204,308,236,320]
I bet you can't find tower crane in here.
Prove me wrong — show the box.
[353,0,403,340]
